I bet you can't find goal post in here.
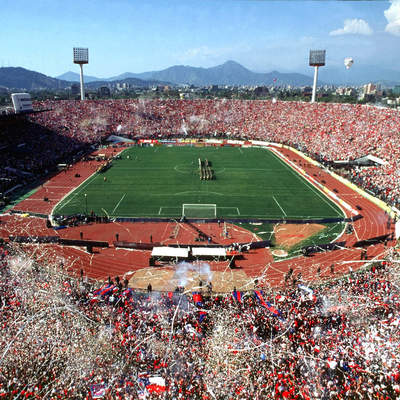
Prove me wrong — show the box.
[182,204,217,219]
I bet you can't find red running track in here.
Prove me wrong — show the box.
[0,145,395,291]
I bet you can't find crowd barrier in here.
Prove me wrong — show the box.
[7,235,109,249]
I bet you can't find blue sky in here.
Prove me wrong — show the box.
[1,0,399,77]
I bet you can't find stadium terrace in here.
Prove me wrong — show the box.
[27,99,400,209]
[1,98,400,399]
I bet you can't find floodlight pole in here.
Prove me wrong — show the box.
[309,49,326,104]
[73,47,88,101]
[311,66,319,103]
[79,64,85,101]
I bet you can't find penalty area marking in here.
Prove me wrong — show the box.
[158,206,241,216]
[158,207,181,216]
[269,149,344,218]
[272,195,287,217]
[172,190,225,196]
[111,193,126,215]
[54,172,99,214]
[218,206,241,216]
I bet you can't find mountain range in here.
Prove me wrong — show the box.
[0,67,169,91]
[317,65,400,87]
[1,60,400,91]
[0,67,71,91]
[58,60,400,87]
[58,61,315,87]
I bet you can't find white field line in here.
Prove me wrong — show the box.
[272,195,287,217]
[53,172,99,215]
[269,149,344,217]
[111,193,126,215]
[52,147,129,216]
[216,206,241,215]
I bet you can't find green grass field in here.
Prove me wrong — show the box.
[53,146,344,220]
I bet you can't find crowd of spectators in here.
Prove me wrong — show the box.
[1,98,399,207]
[31,99,400,207]
[0,115,99,199]
[1,243,400,399]
[2,99,400,398]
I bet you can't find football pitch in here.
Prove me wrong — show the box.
[53,146,344,220]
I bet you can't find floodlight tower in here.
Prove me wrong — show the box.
[73,47,89,101]
[309,50,326,103]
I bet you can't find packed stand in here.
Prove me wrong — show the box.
[1,242,400,399]
[0,114,101,201]
[2,99,399,206]
[29,100,400,208]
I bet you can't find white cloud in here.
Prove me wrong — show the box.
[385,0,400,36]
[330,19,373,36]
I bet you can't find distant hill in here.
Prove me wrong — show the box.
[315,64,400,87]
[85,77,171,89]
[106,61,316,86]
[5,62,400,92]
[59,61,400,87]
[56,71,102,83]
[56,71,167,88]
[57,61,315,86]
[0,67,170,91]
[0,67,71,90]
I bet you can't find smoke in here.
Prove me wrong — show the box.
[188,115,210,134]
[173,261,212,287]
[181,121,188,135]
[8,254,34,274]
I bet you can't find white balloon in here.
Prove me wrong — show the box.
[344,57,354,69]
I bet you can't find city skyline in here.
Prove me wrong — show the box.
[1,0,400,78]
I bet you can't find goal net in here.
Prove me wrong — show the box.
[182,204,217,219]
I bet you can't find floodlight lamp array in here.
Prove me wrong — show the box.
[73,48,89,64]
[309,50,326,67]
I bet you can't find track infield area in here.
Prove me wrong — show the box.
[54,146,344,220]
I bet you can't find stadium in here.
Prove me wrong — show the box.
[1,98,400,398]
